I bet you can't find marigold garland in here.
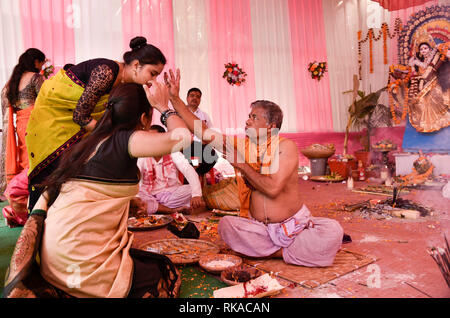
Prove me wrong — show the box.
[223,62,247,86]
[382,24,388,65]
[388,64,411,124]
[308,61,327,81]
[358,18,403,79]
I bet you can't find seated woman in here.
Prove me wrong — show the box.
[408,39,450,133]
[3,81,193,298]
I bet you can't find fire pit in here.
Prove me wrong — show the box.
[344,186,432,220]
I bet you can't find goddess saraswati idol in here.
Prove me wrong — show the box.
[406,28,450,133]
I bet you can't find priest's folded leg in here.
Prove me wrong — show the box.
[218,205,343,267]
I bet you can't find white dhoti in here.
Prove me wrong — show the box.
[218,205,343,267]
[138,185,193,214]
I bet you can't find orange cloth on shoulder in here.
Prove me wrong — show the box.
[233,133,283,219]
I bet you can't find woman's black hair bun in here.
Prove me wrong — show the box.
[130,36,148,51]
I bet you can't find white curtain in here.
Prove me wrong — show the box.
[250,0,297,133]
[0,0,24,130]
[72,0,124,63]
[172,0,213,123]
[322,0,359,132]
[323,0,392,133]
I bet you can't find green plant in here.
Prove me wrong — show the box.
[343,75,398,155]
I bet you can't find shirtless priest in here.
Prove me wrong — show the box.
[162,69,343,267]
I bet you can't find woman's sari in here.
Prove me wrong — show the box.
[2,169,29,227]
[40,180,137,298]
[3,210,73,298]
[6,105,34,182]
[4,179,180,298]
[25,70,109,180]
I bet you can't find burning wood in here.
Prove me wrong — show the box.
[345,180,433,219]
[344,197,432,219]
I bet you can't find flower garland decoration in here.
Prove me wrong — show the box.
[40,60,55,79]
[358,18,403,79]
[387,64,411,124]
[308,61,327,81]
[223,62,247,86]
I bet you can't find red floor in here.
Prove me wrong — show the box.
[132,178,450,298]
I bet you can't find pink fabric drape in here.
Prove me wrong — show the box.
[121,0,176,71]
[206,0,256,132]
[19,0,75,72]
[288,0,333,132]
[374,0,434,11]
[121,0,176,126]
[282,126,405,166]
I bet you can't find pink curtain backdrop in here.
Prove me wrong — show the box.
[374,0,435,11]
[19,0,75,73]
[206,0,256,132]
[287,0,333,132]
[121,0,176,126]
[121,0,176,71]
[388,0,438,65]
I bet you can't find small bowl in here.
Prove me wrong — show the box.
[220,264,263,286]
[198,254,242,274]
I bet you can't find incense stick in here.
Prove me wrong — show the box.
[428,235,450,288]
[403,281,433,298]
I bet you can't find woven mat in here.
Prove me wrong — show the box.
[244,249,378,289]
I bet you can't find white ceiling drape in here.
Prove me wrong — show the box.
[0,0,24,89]
[250,0,297,133]
[72,0,124,63]
[172,0,213,120]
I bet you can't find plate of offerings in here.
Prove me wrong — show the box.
[310,173,344,182]
[213,274,285,298]
[127,215,173,231]
[139,239,220,264]
[199,254,243,274]
[220,265,263,286]
[300,143,335,159]
[372,139,397,151]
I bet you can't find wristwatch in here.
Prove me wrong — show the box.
[160,109,178,126]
